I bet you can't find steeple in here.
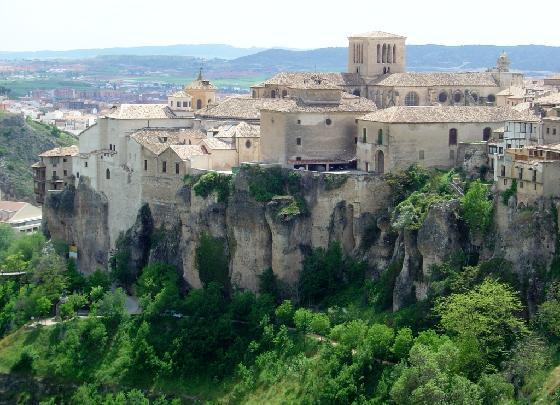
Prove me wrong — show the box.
[497,52,510,72]
[197,67,203,81]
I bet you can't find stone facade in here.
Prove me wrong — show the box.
[32,145,78,204]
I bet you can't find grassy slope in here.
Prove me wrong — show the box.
[0,112,77,202]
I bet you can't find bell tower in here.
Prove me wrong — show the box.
[348,31,406,80]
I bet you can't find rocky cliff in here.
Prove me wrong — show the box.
[43,166,559,312]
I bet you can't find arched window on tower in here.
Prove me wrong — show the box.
[377,44,381,63]
[393,44,397,63]
[387,45,392,63]
[106,168,110,180]
[382,44,387,63]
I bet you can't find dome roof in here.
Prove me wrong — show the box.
[186,69,216,90]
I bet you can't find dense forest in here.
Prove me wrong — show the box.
[1,166,560,403]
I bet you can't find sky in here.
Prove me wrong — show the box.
[1,0,559,52]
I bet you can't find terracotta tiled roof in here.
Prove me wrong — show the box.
[39,145,79,157]
[214,122,260,138]
[371,72,499,87]
[254,72,365,88]
[105,104,176,119]
[186,79,216,90]
[260,94,377,113]
[534,93,560,106]
[202,138,235,150]
[169,90,191,98]
[360,106,538,124]
[130,128,206,155]
[196,96,286,120]
[168,144,207,160]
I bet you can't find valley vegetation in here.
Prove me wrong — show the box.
[0,166,560,403]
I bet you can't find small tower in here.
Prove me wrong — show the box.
[497,52,511,72]
[186,68,217,110]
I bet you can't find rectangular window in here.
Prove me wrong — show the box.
[296,157,301,161]
[419,150,424,160]
[63,170,67,176]
[501,165,505,176]
[63,158,67,163]
[354,137,358,144]
[554,129,557,135]
[52,171,56,178]
[519,181,524,189]
[144,160,148,171]
[85,162,88,168]
[362,128,367,143]
[162,161,167,173]
[518,168,523,180]
[547,128,550,134]
[296,137,301,146]
[532,170,537,182]
[175,162,180,174]
[183,101,188,107]
[297,119,301,124]
[504,179,508,185]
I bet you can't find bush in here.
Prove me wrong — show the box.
[385,165,430,204]
[501,179,517,205]
[193,172,232,203]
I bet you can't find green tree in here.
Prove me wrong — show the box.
[392,327,414,360]
[274,300,294,326]
[435,279,527,362]
[195,233,229,288]
[460,180,493,234]
[293,308,314,335]
[310,312,331,336]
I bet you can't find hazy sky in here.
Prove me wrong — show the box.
[1,0,559,51]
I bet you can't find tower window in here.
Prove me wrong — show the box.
[106,168,110,180]
[362,128,367,143]
[175,162,180,174]
[296,137,301,145]
[438,92,448,103]
[162,161,167,173]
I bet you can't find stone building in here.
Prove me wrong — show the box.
[259,79,377,170]
[32,145,79,204]
[496,144,560,205]
[356,106,531,173]
[250,31,523,108]
[543,107,560,144]
[187,69,217,110]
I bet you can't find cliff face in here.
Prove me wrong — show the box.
[43,168,559,312]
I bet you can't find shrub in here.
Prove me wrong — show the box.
[392,192,452,230]
[385,165,430,204]
[193,172,232,203]
[501,179,517,205]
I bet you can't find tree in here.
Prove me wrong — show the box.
[35,296,52,319]
[392,327,414,360]
[460,180,493,234]
[0,223,16,255]
[293,308,314,334]
[435,279,527,362]
[310,313,331,336]
[195,233,229,288]
[274,300,294,326]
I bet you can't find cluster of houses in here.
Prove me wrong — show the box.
[31,31,560,242]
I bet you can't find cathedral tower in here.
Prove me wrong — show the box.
[348,31,406,79]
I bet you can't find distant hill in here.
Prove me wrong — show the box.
[0,112,76,202]
[229,45,560,76]
[0,44,266,61]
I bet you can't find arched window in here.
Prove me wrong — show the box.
[377,129,383,145]
[383,67,387,74]
[271,90,276,99]
[362,127,367,143]
[106,168,110,180]
[453,92,463,104]
[393,44,396,63]
[282,90,288,98]
[377,44,381,63]
[404,92,419,106]
[376,150,385,174]
[438,91,448,103]
[196,99,202,109]
[449,128,458,146]
[487,94,496,103]
[483,127,492,141]
[387,45,392,63]
[382,44,387,63]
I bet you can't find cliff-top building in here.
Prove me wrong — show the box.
[251,31,523,108]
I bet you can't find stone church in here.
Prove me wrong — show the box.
[251,31,524,108]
